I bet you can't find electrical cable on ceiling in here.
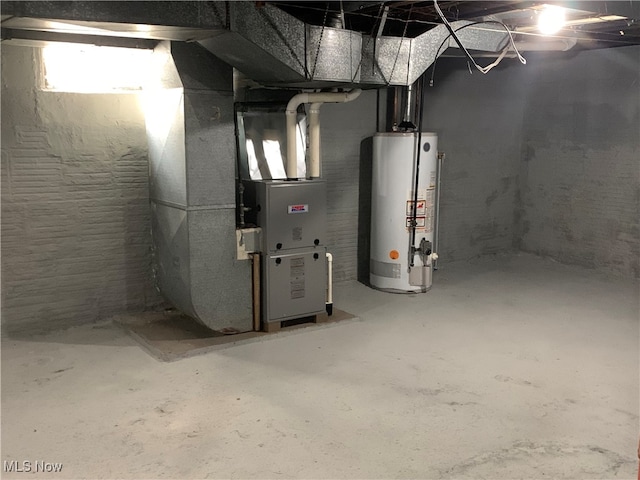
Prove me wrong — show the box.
[429,20,526,86]
[351,3,387,83]
[388,4,413,85]
[432,0,526,74]
[270,2,443,29]
[269,2,639,46]
[310,3,330,80]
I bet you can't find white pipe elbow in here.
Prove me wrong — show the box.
[326,252,333,305]
[286,89,363,180]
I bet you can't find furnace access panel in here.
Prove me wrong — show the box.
[253,180,327,253]
[248,180,327,323]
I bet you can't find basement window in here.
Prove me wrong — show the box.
[237,105,307,180]
[41,44,152,93]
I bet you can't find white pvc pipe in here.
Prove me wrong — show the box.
[309,103,322,178]
[285,89,362,179]
[326,252,333,305]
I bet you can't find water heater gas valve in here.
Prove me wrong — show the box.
[416,238,432,265]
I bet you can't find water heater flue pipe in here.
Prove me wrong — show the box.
[285,89,362,179]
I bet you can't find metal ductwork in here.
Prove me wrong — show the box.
[360,21,510,86]
[145,41,252,333]
[197,3,511,88]
[198,2,363,88]
[2,2,526,88]
[4,1,634,88]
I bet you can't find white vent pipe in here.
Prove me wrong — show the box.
[285,89,362,179]
[309,103,323,178]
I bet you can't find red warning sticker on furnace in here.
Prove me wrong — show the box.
[288,204,309,214]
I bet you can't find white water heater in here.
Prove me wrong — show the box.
[370,132,438,293]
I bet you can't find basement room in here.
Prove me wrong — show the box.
[1,1,639,478]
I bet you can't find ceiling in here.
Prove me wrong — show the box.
[1,1,639,51]
[272,1,640,50]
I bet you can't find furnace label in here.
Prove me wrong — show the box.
[290,257,305,299]
[288,204,309,214]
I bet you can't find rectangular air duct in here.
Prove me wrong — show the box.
[145,41,253,333]
[198,2,363,87]
[360,22,510,86]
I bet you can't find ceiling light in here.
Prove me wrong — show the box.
[538,5,566,35]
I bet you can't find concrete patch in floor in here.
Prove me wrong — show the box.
[114,309,357,362]
[441,440,635,478]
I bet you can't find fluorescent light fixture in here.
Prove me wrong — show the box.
[538,5,566,35]
[42,43,152,93]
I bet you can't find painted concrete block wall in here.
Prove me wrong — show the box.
[421,62,526,263]
[422,46,639,278]
[320,90,377,282]
[517,47,640,278]
[1,45,162,334]
[3,41,635,336]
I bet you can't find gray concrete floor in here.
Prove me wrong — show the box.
[1,253,638,479]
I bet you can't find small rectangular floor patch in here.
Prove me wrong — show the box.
[115,308,357,362]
